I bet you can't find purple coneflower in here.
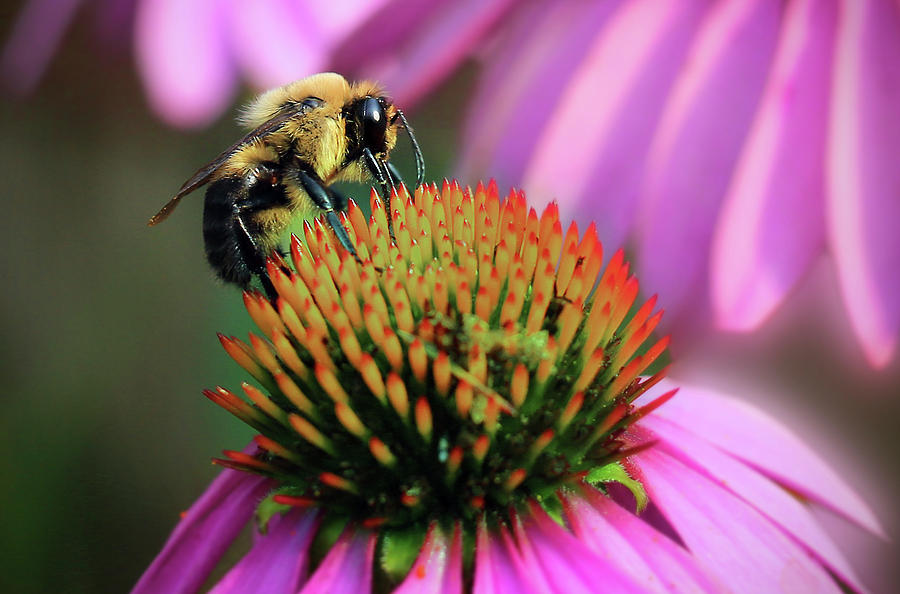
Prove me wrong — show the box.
[134,182,880,593]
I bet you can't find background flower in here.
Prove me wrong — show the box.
[5,0,896,365]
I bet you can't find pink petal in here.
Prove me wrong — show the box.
[132,469,272,594]
[711,0,836,330]
[134,0,236,128]
[472,521,540,594]
[209,510,319,594]
[227,0,328,90]
[562,490,722,593]
[637,447,843,593]
[826,0,900,368]
[516,503,652,594]
[298,528,375,594]
[640,416,867,592]
[640,379,884,537]
[0,0,82,94]
[522,0,710,249]
[329,1,443,72]
[636,0,781,328]
[457,0,626,193]
[334,0,517,107]
[393,523,463,594]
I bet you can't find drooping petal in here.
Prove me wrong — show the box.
[522,0,710,248]
[393,523,463,594]
[637,447,843,593]
[209,510,319,594]
[562,490,721,593]
[641,379,884,537]
[641,416,866,592]
[827,0,900,368]
[134,0,236,127]
[132,469,272,594]
[636,0,781,327]
[0,0,83,95]
[472,521,540,594]
[457,0,625,192]
[332,0,517,106]
[711,0,836,330]
[516,502,652,594]
[298,528,375,594]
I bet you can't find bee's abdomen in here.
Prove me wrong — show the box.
[203,178,257,288]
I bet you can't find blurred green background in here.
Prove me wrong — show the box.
[1,8,898,594]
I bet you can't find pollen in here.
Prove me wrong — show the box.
[210,180,668,529]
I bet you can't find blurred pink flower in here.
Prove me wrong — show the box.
[6,0,897,366]
[453,0,900,368]
[133,380,882,593]
[1,0,386,127]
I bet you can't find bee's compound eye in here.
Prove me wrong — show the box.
[357,97,387,151]
[300,97,322,111]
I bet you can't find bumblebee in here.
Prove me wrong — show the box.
[149,72,424,298]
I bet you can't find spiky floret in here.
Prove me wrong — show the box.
[210,180,670,534]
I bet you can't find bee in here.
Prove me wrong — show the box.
[148,72,424,299]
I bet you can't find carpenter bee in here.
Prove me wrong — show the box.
[148,72,424,299]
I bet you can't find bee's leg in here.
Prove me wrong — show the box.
[362,147,396,242]
[394,108,425,188]
[232,212,279,302]
[294,169,364,265]
[385,162,405,189]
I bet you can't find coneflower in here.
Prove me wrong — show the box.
[134,181,880,593]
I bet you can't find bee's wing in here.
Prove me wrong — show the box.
[148,107,301,226]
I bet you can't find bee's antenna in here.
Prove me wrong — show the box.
[395,109,424,187]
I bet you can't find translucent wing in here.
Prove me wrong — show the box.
[148,103,309,226]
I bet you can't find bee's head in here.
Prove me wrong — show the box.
[347,96,389,155]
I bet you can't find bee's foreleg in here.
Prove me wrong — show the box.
[385,162,405,190]
[294,169,364,266]
[362,147,396,243]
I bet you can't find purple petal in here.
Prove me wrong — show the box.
[562,490,722,593]
[639,379,884,537]
[209,510,319,594]
[226,0,328,90]
[0,0,83,94]
[826,0,900,368]
[329,1,443,72]
[392,523,463,594]
[134,0,236,128]
[515,503,651,594]
[641,416,867,592]
[636,0,781,328]
[334,0,517,107]
[132,469,272,594]
[711,0,836,330]
[521,0,710,249]
[472,521,541,594]
[298,528,375,594]
[457,0,626,193]
[637,447,843,593]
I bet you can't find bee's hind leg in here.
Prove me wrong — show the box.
[294,169,364,266]
[230,212,280,303]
